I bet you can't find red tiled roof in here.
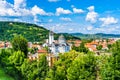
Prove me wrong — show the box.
[37,49,47,53]
[85,44,97,51]
[0,44,4,48]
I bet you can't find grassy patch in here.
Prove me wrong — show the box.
[0,68,14,80]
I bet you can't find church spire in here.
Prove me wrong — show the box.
[49,31,54,44]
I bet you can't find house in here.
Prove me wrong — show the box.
[32,44,42,50]
[85,41,98,51]
[28,53,38,60]
[85,39,116,52]
[68,40,81,47]
[0,41,12,48]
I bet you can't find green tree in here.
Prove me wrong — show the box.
[67,52,96,80]
[107,44,112,50]
[0,49,14,69]
[96,45,102,50]
[79,42,88,53]
[11,35,28,57]
[111,40,120,79]
[37,54,49,80]
[72,42,89,53]
[100,40,120,80]
[21,59,37,80]
[47,51,81,80]
[100,56,114,80]
[0,49,10,67]
[7,51,25,79]
[9,51,25,70]
[21,54,48,80]
[0,49,23,79]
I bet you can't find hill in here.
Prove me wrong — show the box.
[70,33,120,39]
[0,21,80,42]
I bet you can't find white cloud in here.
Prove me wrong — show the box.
[0,0,12,16]
[99,17,118,26]
[31,5,53,22]
[0,0,54,24]
[86,6,98,23]
[0,0,21,16]
[87,6,94,11]
[14,0,26,9]
[19,8,31,16]
[86,11,98,23]
[86,26,93,30]
[69,28,73,31]
[48,19,53,22]
[56,7,72,16]
[33,15,39,22]
[0,0,31,16]
[7,8,19,16]
[31,5,48,16]
[14,18,21,22]
[73,8,84,14]
[0,0,53,16]
[60,17,72,21]
[0,0,13,8]
[48,0,60,2]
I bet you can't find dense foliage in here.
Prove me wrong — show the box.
[45,51,97,80]
[11,35,28,57]
[0,49,48,80]
[0,36,120,80]
[96,45,102,50]
[72,42,89,53]
[100,40,120,80]
[67,52,96,80]
[21,54,49,80]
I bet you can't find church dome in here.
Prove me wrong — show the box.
[58,35,66,44]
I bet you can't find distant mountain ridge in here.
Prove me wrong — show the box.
[70,33,120,39]
[0,21,80,42]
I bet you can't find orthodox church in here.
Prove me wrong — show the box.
[43,31,71,55]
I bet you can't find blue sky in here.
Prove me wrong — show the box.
[0,0,120,34]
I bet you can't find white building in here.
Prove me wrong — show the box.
[43,31,71,55]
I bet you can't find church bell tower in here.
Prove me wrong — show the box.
[49,31,54,45]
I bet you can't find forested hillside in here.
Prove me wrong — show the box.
[70,33,120,39]
[0,21,80,42]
